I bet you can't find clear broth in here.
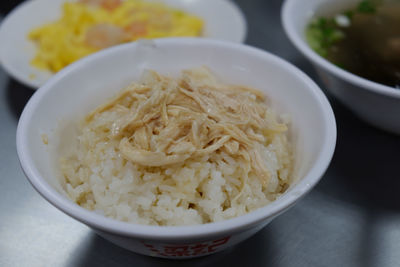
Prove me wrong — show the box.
[312,1,400,88]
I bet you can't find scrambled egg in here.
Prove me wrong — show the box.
[28,0,203,72]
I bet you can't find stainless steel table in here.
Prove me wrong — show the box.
[1,1,400,266]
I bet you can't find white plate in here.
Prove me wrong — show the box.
[0,0,247,88]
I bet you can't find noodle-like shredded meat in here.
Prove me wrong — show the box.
[86,67,289,186]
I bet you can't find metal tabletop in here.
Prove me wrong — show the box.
[1,1,400,266]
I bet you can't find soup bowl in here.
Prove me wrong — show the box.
[16,38,336,259]
[282,0,400,134]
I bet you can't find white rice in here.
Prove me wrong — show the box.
[60,70,292,226]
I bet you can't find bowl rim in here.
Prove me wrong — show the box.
[16,37,336,240]
[281,0,400,99]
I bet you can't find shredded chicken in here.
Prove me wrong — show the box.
[86,67,289,186]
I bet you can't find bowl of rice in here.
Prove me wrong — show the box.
[16,38,336,259]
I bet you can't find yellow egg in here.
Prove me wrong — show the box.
[28,0,204,72]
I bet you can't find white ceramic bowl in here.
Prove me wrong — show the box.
[0,0,246,88]
[282,0,400,134]
[16,38,336,259]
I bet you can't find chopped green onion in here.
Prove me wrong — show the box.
[357,0,377,13]
[306,18,344,57]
